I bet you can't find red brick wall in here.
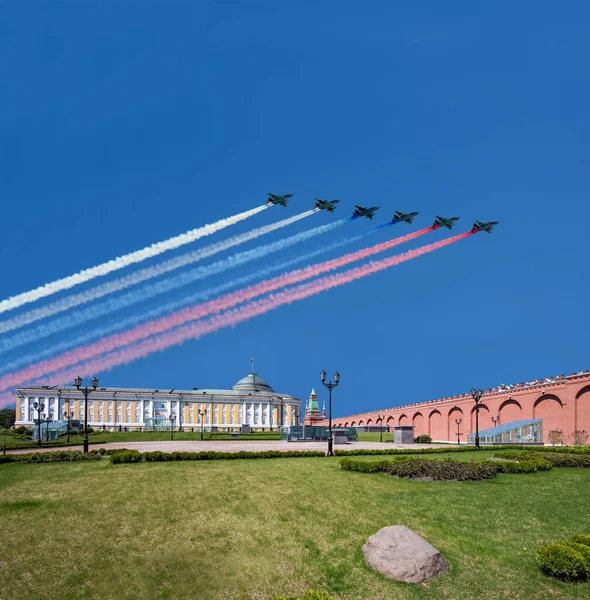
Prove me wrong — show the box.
[326,373,590,443]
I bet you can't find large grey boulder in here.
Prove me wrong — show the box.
[362,525,449,583]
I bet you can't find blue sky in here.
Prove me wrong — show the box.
[1,1,588,416]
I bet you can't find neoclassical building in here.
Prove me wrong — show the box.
[13,372,301,431]
[316,372,590,444]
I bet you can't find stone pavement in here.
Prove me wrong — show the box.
[7,440,450,454]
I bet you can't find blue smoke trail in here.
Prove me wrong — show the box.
[0,222,393,372]
[0,218,356,355]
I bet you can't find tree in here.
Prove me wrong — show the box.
[570,430,589,447]
[547,428,564,446]
[0,408,16,429]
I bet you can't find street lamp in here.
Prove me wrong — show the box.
[64,409,74,443]
[75,376,99,453]
[491,415,500,427]
[43,414,51,442]
[455,418,462,446]
[198,408,208,441]
[32,400,45,448]
[170,413,176,440]
[320,369,340,457]
[376,415,385,443]
[469,388,484,449]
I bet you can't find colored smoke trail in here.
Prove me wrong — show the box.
[0,204,270,315]
[0,215,344,354]
[0,227,457,392]
[0,223,386,375]
[0,210,317,335]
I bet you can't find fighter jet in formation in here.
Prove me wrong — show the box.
[315,198,340,212]
[471,220,499,234]
[352,205,380,220]
[267,193,293,207]
[392,211,419,225]
[433,215,460,230]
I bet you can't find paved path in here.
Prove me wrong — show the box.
[6,440,450,454]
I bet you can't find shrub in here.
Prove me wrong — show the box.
[415,434,432,444]
[340,457,497,481]
[110,450,142,464]
[548,428,565,446]
[113,449,327,464]
[488,458,552,473]
[273,591,335,600]
[570,430,589,447]
[536,542,589,581]
[1,451,102,464]
[571,534,590,548]
[538,453,590,468]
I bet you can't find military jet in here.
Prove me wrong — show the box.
[471,220,499,234]
[433,215,460,230]
[267,193,293,207]
[392,211,419,225]
[352,205,380,220]
[315,198,340,212]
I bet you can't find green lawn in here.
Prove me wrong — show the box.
[2,429,281,449]
[1,456,589,600]
[356,432,394,443]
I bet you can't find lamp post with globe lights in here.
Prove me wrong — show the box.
[170,413,176,441]
[75,376,99,453]
[470,388,484,448]
[455,418,462,446]
[320,370,340,457]
[64,409,74,443]
[32,400,45,448]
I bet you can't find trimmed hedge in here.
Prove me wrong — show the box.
[340,457,498,481]
[335,446,482,457]
[536,540,590,581]
[0,450,102,464]
[487,458,553,473]
[571,535,590,548]
[493,451,590,469]
[415,434,432,444]
[110,450,326,463]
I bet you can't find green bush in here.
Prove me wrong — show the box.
[538,453,590,468]
[488,458,552,473]
[113,449,326,464]
[1,451,102,464]
[110,450,142,464]
[340,457,498,481]
[273,591,334,600]
[536,542,589,581]
[571,534,590,547]
[415,434,432,444]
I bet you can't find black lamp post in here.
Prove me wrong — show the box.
[455,418,462,446]
[320,369,340,457]
[198,408,208,441]
[75,376,99,453]
[170,413,176,441]
[43,415,51,442]
[470,388,484,449]
[491,415,500,426]
[377,415,384,443]
[64,409,74,443]
[32,400,45,448]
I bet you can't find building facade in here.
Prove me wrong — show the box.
[13,372,301,431]
[314,372,590,444]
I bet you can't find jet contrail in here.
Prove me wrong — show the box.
[0,223,381,375]
[0,229,465,392]
[0,204,270,315]
[0,209,317,335]
[0,215,344,354]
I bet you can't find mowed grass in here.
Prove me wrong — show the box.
[1,458,589,600]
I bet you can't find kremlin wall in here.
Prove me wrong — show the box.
[309,372,590,444]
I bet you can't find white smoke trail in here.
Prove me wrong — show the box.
[0,204,269,315]
[0,218,346,354]
[0,226,370,374]
[0,210,316,334]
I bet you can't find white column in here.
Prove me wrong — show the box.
[140,399,144,426]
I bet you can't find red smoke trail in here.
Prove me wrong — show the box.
[8,231,472,396]
[0,227,434,391]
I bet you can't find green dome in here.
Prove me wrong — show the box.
[232,373,275,393]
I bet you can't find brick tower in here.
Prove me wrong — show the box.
[303,389,325,426]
